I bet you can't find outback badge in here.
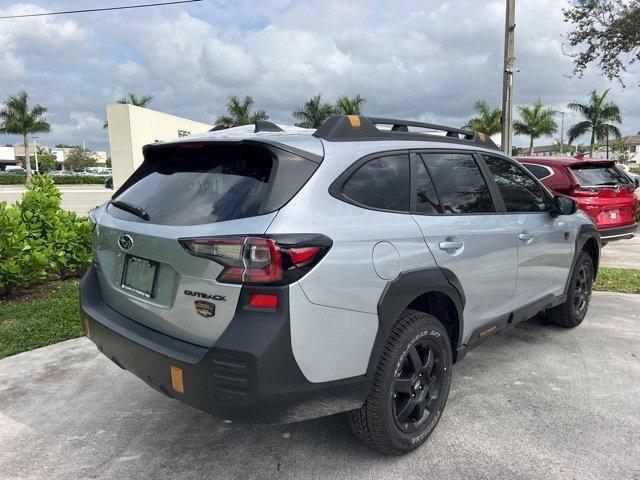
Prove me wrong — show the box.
[194,300,216,318]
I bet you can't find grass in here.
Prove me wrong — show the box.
[595,267,640,294]
[0,279,84,360]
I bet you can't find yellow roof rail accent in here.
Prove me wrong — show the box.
[347,115,362,128]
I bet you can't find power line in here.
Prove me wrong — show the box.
[0,0,202,19]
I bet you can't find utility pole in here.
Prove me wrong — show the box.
[33,136,39,173]
[501,0,516,155]
[559,111,565,155]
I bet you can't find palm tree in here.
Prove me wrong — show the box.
[513,99,558,155]
[0,91,50,184]
[336,94,366,115]
[103,92,153,128]
[215,95,268,127]
[292,94,337,128]
[464,100,502,136]
[567,89,622,157]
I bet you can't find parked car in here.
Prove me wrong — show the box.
[4,165,27,174]
[84,166,112,176]
[81,116,599,455]
[521,156,638,244]
[47,170,70,176]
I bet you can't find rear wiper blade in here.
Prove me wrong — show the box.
[109,200,150,221]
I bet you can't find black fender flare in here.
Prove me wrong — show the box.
[366,267,466,379]
[565,223,600,294]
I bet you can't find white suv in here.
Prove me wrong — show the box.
[81,115,599,454]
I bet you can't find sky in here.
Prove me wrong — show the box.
[0,0,638,153]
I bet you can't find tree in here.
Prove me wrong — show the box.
[563,0,640,86]
[567,89,622,156]
[292,94,337,128]
[335,94,366,115]
[32,147,57,172]
[611,137,631,163]
[513,99,558,155]
[103,92,154,128]
[464,100,502,136]
[65,147,95,171]
[215,95,268,127]
[0,91,50,184]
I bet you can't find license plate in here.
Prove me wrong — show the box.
[121,255,158,298]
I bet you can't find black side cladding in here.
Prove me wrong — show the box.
[370,267,465,378]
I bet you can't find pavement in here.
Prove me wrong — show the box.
[0,184,112,217]
[601,234,640,269]
[1,291,639,479]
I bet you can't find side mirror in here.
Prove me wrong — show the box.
[633,176,639,189]
[550,195,577,217]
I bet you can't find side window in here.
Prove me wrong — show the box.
[523,163,552,180]
[414,157,442,214]
[421,152,495,214]
[342,154,410,212]
[483,156,549,213]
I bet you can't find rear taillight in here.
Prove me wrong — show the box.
[178,235,331,285]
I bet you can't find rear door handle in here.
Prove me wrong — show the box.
[518,232,534,242]
[439,241,464,250]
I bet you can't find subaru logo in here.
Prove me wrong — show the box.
[118,233,133,251]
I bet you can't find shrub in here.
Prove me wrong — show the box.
[0,176,92,296]
[0,174,106,185]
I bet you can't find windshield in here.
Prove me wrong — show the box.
[571,164,632,187]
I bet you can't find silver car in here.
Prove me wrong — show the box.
[81,115,599,454]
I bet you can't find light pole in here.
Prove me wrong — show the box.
[501,0,516,155]
[33,136,39,173]
[558,111,565,155]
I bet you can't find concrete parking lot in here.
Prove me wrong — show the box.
[0,184,112,216]
[602,234,640,269]
[1,291,638,479]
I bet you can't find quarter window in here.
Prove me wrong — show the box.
[342,154,410,211]
[523,163,552,180]
[414,157,442,214]
[484,156,549,213]
[421,152,495,214]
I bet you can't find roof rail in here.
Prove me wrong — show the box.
[254,120,284,133]
[313,115,499,150]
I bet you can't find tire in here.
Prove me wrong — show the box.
[546,251,594,328]
[348,310,452,455]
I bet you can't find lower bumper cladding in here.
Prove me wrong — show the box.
[80,266,367,424]
[599,222,637,242]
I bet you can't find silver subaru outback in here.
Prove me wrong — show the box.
[81,115,599,455]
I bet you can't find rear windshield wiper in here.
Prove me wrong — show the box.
[109,200,150,221]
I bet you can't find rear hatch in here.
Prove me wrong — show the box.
[569,162,637,229]
[92,141,319,347]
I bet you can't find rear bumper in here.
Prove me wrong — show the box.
[80,265,367,423]
[599,222,638,242]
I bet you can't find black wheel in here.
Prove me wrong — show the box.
[348,310,452,455]
[547,251,594,328]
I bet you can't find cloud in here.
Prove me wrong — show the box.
[0,0,638,152]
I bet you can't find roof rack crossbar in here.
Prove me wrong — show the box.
[367,117,475,140]
[313,115,499,150]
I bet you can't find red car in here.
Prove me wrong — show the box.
[519,156,638,244]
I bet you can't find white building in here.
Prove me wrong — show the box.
[13,145,108,168]
[591,134,640,164]
[0,146,16,170]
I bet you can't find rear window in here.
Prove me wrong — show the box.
[571,164,631,187]
[110,143,318,226]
